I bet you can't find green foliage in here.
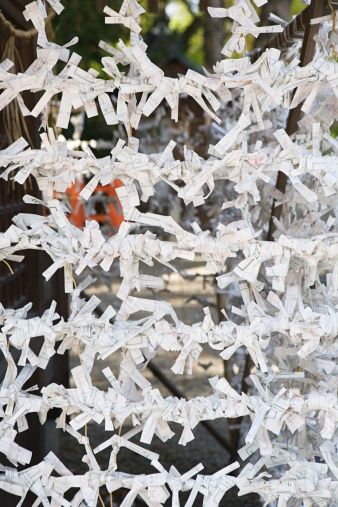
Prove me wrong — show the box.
[291,0,307,17]
[331,125,338,138]
[167,0,194,33]
[140,10,156,33]
[53,0,125,76]
[186,26,204,66]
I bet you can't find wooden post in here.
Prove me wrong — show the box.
[266,0,327,241]
[0,7,69,505]
[233,0,327,466]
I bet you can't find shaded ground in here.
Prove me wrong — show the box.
[59,259,262,506]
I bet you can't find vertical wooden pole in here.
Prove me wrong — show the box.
[233,0,327,467]
[266,0,327,241]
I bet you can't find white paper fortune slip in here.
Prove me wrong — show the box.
[3,0,338,505]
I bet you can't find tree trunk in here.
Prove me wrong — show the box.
[258,0,291,48]
[201,0,226,70]
[261,0,291,24]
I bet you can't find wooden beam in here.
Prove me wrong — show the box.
[256,2,330,58]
